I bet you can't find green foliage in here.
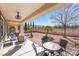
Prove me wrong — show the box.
[27,23,30,30]
[24,21,35,32]
[29,25,33,31]
[24,22,28,31]
[29,22,35,31]
[44,26,53,33]
[30,22,32,27]
[33,21,34,28]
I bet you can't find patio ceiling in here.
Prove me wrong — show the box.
[0,3,45,21]
[0,3,70,23]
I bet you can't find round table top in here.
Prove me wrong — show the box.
[43,41,61,51]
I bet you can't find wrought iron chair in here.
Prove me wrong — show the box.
[32,43,48,56]
[57,39,68,56]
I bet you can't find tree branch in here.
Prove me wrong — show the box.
[68,14,79,22]
[51,15,64,25]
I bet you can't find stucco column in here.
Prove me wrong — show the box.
[19,23,24,36]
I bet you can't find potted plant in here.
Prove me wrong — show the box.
[41,26,53,43]
[44,26,53,37]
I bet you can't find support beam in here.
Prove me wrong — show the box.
[21,3,70,23]
[22,3,57,22]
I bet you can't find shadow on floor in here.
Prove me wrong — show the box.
[3,45,21,56]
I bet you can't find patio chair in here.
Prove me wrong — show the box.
[57,39,68,56]
[76,53,79,56]
[14,32,19,37]
[60,39,68,48]
[32,43,48,56]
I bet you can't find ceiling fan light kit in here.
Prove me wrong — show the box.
[15,11,21,19]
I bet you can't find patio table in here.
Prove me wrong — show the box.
[43,41,61,55]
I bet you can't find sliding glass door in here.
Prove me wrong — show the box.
[0,15,5,42]
[0,17,3,38]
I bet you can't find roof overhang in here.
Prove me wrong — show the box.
[22,3,70,23]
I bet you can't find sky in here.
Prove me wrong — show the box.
[27,3,79,26]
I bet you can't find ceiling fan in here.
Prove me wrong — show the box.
[15,11,21,19]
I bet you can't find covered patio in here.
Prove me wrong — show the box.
[0,3,79,56]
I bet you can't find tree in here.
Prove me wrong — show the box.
[27,23,30,30]
[30,22,32,27]
[24,23,28,32]
[32,21,35,31]
[44,26,53,36]
[29,24,34,38]
[50,4,79,37]
[33,21,35,28]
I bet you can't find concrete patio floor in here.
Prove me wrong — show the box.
[0,32,79,56]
